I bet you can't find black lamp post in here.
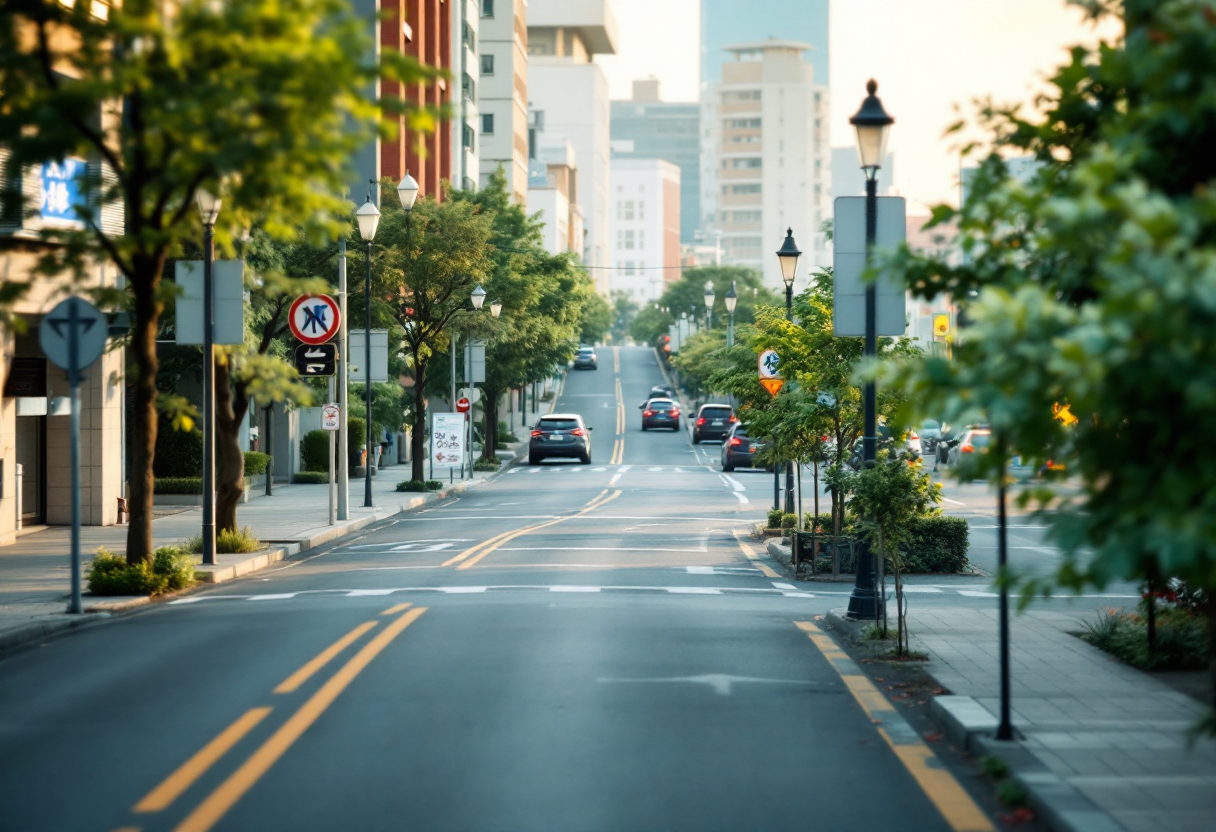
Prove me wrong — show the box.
[776,228,800,514]
[846,78,895,620]
[196,188,221,566]
[724,281,737,347]
[704,281,715,331]
[355,195,381,508]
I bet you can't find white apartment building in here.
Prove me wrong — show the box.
[701,40,830,290]
[477,0,529,203]
[452,0,481,190]
[525,0,617,292]
[527,135,585,256]
[609,158,681,302]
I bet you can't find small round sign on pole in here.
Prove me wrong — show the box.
[758,349,781,379]
[321,403,341,431]
[289,294,342,345]
[456,397,471,414]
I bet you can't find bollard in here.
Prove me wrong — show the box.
[116,496,128,525]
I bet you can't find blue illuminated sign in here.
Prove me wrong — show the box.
[40,158,88,228]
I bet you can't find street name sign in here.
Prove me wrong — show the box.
[289,294,341,345]
[832,196,907,337]
[294,343,338,377]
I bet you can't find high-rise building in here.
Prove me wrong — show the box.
[701,0,829,87]
[610,79,700,244]
[477,0,529,203]
[701,40,830,289]
[451,0,481,191]
[525,0,618,292]
[609,158,681,302]
[527,132,585,257]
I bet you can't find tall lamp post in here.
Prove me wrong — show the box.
[355,196,381,508]
[776,229,800,514]
[468,286,486,477]
[704,281,715,331]
[197,188,221,566]
[724,281,737,347]
[395,172,418,478]
[846,78,895,620]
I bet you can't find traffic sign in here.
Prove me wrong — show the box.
[321,403,341,431]
[289,294,341,345]
[40,297,107,371]
[456,397,471,413]
[760,378,785,397]
[933,314,950,338]
[457,387,482,405]
[758,349,780,379]
[294,343,338,377]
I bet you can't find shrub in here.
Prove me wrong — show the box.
[293,471,328,484]
[87,546,197,596]
[300,429,331,472]
[348,417,367,449]
[780,512,798,530]
[767,509,785,529]
[903,515,970,573]
[1081,607,1209,671]
[424,480,444,491]
[803,512,833,533]
[474,459,501,471]
[184,526,263,555]
[243,451,271,477]
[497,420,519,445]
[397,479,427,492]
[153,424,203,478]
[154,477,203,495]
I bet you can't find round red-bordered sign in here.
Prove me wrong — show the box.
[289,294,341,345]
[456,397,471,413]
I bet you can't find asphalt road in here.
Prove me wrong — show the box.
[1,347,1010,832]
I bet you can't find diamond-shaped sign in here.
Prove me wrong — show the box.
[760,378,784,397]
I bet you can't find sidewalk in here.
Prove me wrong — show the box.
[830,604,1216,832]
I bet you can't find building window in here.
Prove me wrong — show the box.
[637,230,645,250]
[462,73,476,101]
[728,118,761,129]
[623,261,635,276]
[463,22,476,52]
[617,230,635,250]
[725,184,761,195]
[463,123,475,151]
[622,200,634,221]
[637,201,644,221]
[482,0,494,17]
[481,53,495,75]
[481,113,495,135]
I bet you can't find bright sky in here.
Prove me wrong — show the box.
[596,0,1121,210]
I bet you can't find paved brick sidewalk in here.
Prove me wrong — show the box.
[907,605,1216,832]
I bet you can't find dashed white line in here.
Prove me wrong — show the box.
[733,492,749,504]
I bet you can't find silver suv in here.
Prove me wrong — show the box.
[529,414,593,464]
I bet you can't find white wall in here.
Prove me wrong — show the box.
[609,158,678,302]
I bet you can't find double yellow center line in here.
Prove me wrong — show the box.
[131,604,427,832]
[442,489,622,570]
[611,376,626,465]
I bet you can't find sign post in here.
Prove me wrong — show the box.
[39,297,107,614]
[757,348,783,510]
[431,413,466,474]
[322,395,340,525]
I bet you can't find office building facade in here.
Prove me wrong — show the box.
[477,0,529,202]
[609,158,681,302]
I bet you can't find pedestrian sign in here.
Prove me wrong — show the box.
[758,349,780,379]
[321,403,341,431]
[289,294,341,345]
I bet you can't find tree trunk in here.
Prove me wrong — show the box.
[481,386,501,462]
[125,261,164,565]
[214,360,251,534]
[410,356,428,482]
[1208,598,1216,714]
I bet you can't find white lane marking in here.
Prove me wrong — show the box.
[345,589,396,596]
[648,466,664,472]
[941,497,966,506]
[608,473,622,486]
[618,465,633,473]
[246,593,297,601]
[527,468,542,474]
[772,582,797,590]
[782,592,816,598]
[674,467,685,473]
[592,467,608,472]
[597,673,815,696]
[723,474,746,491]
[350,565,446,571]
[684,566,763,575]
[439,587,488,593]
[506,468,521,475]
[666,587,722,595]
[899,586,943,593]
[549,586,602,593]
[496,546,710,553]
[733,492,750,504]
[958,590,999,598]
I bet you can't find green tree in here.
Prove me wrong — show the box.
[631,266,777,345]
[610,292,640,344]
[0,0,440,563]
[578,291,613,345]
[878,0,1216,718]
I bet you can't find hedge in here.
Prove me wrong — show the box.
[300,429,330,472]
[348,417,367,449]
[243,451,271,476]
[903,516,970,573]
[88,546,196,596]
[154,425,203,478]
[293,471,329,484]
[154,477,203,494]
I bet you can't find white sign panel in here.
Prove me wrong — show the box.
[347,330,390,382]
[431,412,466,468]
[757,349,780,379]
[833,196,907,337]
[464,340,486,384]
[321,403,340,431]
[175,260,246,345]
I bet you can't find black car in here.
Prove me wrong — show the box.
[529,414,593,464]
[720,424,756,471]
[573,347,597,370]
[917,420,948,456]
[649,384,676,399]
[692,403,736,443]
[640,398,681,430]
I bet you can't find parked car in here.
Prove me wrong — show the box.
[720,424,757,471]
[917,420,948,457]
[639,397,681,430]
[946,427,992,466]
[529,414,593,464]
[691,403,736,443]
[572,346,598,370]
[649,384,677,399]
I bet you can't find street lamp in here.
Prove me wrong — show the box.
[724,281,737,347]
[775,229,801,513]
[490,300,502,318]
[704,281,715,330]
[847,78,895,622]
[355,195,380,509]
[397,171,419,212]
[196,188,221,566]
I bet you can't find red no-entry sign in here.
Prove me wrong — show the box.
[288,294,341,345]
[456,397,471,413]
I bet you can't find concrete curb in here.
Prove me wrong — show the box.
[823,608,1122,832]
